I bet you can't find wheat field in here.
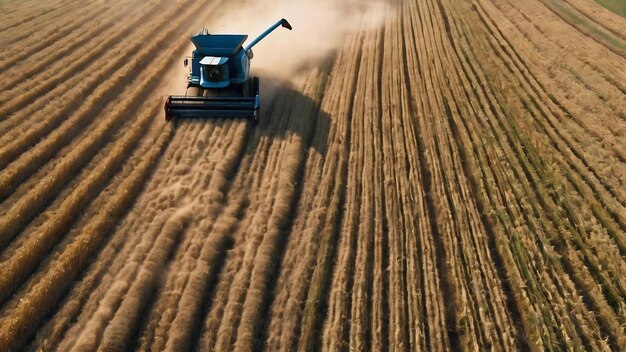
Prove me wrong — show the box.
[0,0,625,350]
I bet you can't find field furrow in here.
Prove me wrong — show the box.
[0,0,197,155]
[0,0,84,46]
[0,1,108,72]
[0,0,153,117]
[0,0,204,248]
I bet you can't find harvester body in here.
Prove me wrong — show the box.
[165,19,292,123]
[188,34,250,89]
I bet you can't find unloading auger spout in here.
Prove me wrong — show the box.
[244,18,293,52]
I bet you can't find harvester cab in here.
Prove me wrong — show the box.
[164,18,293,124]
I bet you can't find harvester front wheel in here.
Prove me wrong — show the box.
[252,76,260,125]
[253,76,259,95]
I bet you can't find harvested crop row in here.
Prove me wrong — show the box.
[537,0,626,56]
[435,0,526,347]
[34,121,185,350]
[205,87,315,351]
[75,120,245,351]
[197,72,322,349]
[386,7,431,351]
[60,86,239,348]
[440,0,626,348]
[0,0,83,45]
[0,2,219,346]
[426,1,568,350]
[0,0,162,134]
[348,22,384,352]
[320,19,382,351]
[0,0,108,72]
[0,0,145,113]
[46,122,204,352]
[232,73,329,352]
[431,3,536,349]
[406,1,471,348]
[265,28,362,352]
[396,0,518,348]
[198,106,297,350]
[22,122,191,352]
[294,54,361,350]
[147,123,249,351]
[494,0,626,97]
[473,0,626,281]
[396,2,455,350]
[132,121,236,351]
[487,0,626,201]
[0,0,207,213]
[0,1,204,249]
[54,100,233,350]
[0,0,137,57]
[476,24,626,351]
[564,0,626,39]
[0,101,160,304]
[563,0,626,40]
[400,2,454,349]
[472,1,624,270]
[0,0,195,151]
[0,122,174,351]
[110,121,210,242]
[491,0,626,145]
[466,0,626,245]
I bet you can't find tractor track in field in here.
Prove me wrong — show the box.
[0,0,625,350]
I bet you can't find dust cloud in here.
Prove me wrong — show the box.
[209,0,392,83]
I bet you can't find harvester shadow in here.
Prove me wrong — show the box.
[242,76,333,349]
[252,77,330,157]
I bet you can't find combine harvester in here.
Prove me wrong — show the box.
[164,18,292,124]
